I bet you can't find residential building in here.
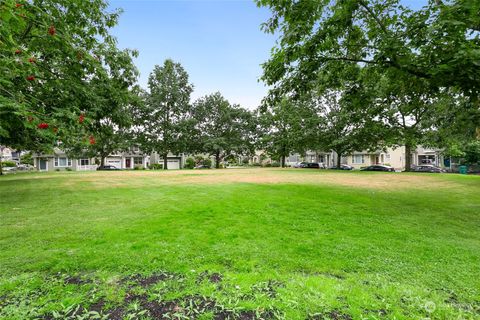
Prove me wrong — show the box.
[284,151,336,167]
[33,146,150,171]
[104,146,150,169]
[149,152,185,169]
[342,146,444,170]
[34,149,97,171]
[0,146,22,163]
[282,146,443,171]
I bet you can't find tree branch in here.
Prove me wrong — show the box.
[358,0,388,34]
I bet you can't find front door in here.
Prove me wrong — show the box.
[125,158,131,168]
[39,159,47,171]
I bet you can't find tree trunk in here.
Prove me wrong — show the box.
[404,143,412,172]
[281,144,287,168]
[163,153,168,170]
[215,151,220,169]
[336,151,341,169]
[100,156,105,167]
[0,157,3,176]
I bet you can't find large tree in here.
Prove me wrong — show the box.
[257,97,315,167]
[61,48,141,165]
[309,90,386,169]
[368,69,456,170]
[0,0,138,156]
[256,0,480,140]
[135,60,193,169]
[193,92,255,168]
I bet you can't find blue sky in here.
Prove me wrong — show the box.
[109,0,276,110]
[108,0,426,110]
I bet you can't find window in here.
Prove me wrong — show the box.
[352,155,364,164]
[288,155,298,162]
[54,157,71,167]
[386,154,391,160]
[78,159,90,166]
[134,157,143,165]
[132,145,140,152]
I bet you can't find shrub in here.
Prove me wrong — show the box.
[149,163,163,170]
[134,166,142,170]
[1,160,16,167]
[55,168,60,172]
[185,157,195,169]
[20,153,34,165]
[203,158,213,168]
[252,162,262,167]
[271,162,280,167]
[264,163,272,167]
[65,167,72,171]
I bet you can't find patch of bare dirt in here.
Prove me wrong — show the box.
[122,271,178,288]
[197,271,223,284]
[308,310,353,320]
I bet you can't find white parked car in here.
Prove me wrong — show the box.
[2,166,17,174]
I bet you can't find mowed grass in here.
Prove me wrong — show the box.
[0,169,479,319]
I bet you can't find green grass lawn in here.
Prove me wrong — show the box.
[0,169,479,319]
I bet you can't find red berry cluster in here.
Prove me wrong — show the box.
[37,123,49,129]
[48,25,56,36]
[89,135,96,145]
[79,113,85,123]
[26,75,35,81]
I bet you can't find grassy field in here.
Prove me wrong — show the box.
[0,169,479,319]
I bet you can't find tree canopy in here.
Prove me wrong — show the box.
[193,92,255,168]
[0,0,138,154]
[257,0,480,163]
[134,59,194,169]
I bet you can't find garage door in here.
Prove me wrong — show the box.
[167,159,180,170]
[106,160,121,168]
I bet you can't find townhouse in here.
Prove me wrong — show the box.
[33,147,151,171]
[284,146,443,171]
[342,146,444,170]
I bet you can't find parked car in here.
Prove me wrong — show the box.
[301,162,321,169]
[361,165,395,172]
[411,165,445,173]
[16,164,34,171]
[328,164,354,170]
[194,165,211,169]
[293,162,308,168]
[1,166,17,174]
[96,165,120,171]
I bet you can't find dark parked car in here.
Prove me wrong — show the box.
[301,162,321,169]
[194,165,211,169]
[96,165,120,171]
[361,165,395,172]
[412,165,445,173]
[328,164,354,170]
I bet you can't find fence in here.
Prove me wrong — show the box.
[77,165,98,171]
